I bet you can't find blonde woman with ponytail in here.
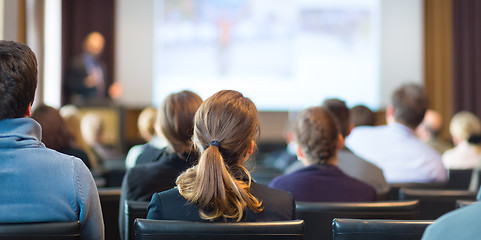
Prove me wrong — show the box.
[147,90,295,222]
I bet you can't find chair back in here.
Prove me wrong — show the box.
[134,219,304,240]
[0,221,80,240]
[399,188,477,219]
[125,200,149,240]
[386,182,446,200]
[332,218,433,240]
[98,187,121,240]
[445,169,474,189]
[296,200,419,240]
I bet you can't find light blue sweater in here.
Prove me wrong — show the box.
[0,117,104,240]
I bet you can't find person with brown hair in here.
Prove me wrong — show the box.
[119,90,202,239]
[346,83,446,183]
[350,104,376,127]
[147,90,295,222]
[269,106,377,202]
[31,104,92,169]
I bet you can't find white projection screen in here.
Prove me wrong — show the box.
[152,0,381,111]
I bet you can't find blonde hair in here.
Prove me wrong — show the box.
[138,106,157,142]
[176,90,263,222]
[156,90,203,157]
[450,111,481,142]
[60,105,99,169]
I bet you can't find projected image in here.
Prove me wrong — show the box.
[154,0,380,111]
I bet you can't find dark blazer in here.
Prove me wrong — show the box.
[269,164,377,202]
[65,54,108,100]
[147,182,296,222]
[118,148,194,239]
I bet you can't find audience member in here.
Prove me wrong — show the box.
[416,109,453,154]
[421,188,481,240]
[269,106,377,202]
[81,112,121,164]
[31,104,92,169]
[285,99,388,194]
[147,90,295,221]
[350,104,376,127]
[0,40,103,239]
[124,106,166,169]
[119,91,201,239]
[60,104,100,170]
[442,111,481,169]
[346,83,447,183]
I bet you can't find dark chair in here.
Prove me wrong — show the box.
[0,221,80,240]
[387,182,447,200]
[455,199,477,209]
[445,169,474,189]
[332,218,433,240]
[134,218,304,240]
[98,187,121,240]
[124,200,149,240]
[296,200,419,240]
[398,188,477,219]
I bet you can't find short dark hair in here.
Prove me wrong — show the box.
[322,98,350,138]
[391,83,428,128]
[350,105,376,127]
[0,41,37,120]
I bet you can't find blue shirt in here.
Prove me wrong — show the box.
[0,118,104,240]
[346,123,447,183]
[422,201,481,240]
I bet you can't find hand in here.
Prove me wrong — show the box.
[108,82,123,99]
[84,75,97,87]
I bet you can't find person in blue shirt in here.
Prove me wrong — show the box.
[0,40,103,240]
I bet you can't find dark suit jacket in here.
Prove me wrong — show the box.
[118,148,194,239]
[65,54,108,101]
[269,164,377,202]
[147,182,295,222]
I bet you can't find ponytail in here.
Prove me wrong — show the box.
[176,143,263,222]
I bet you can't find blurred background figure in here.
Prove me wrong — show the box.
[350,104,376,127]
[60,105,99,170]
[65,31,121,105]
[442,111,481,169]
[31,105,92,169]
[416,109,453,154]
[124,106,166,169]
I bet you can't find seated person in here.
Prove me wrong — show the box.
[31,104,92,169]
[119,90,202,239]
[416,109,453,154]
[346,83,447,183]
[269,106,377,202]
[350,104,376,127]
[0,40,103,239]
[421,187,481,240]
[442,111,481,169]
[124,106,166,169]
[147,90,295,221]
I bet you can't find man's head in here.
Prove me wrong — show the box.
[388,83,428,129]
[322,98,351,138]
[0,41,37,120]
[83,32,105,58]
[416,109,443,141]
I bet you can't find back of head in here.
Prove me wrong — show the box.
[295,106,340,165]
[350,105,376,127]
[417,109,443,140]
[157,90,202,156]
[31,105,74,151]
[449,111,481,144]
[176,90,262,222]
[0,41,38,120]
[322,98,350,137]
[391,83,428,129]
[138,106,157,142]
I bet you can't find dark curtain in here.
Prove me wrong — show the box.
[61,0,115,105]
[452,0,481,116]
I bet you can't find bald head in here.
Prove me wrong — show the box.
[83,32,105,57]
[416,109,443,141]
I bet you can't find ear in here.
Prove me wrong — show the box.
[337,134,344,150]
[346,124,354,136]
[386,105,395,124]
[296,144,304,160]
[24,104,32,117]
[247,140,255,155]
